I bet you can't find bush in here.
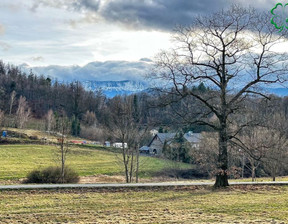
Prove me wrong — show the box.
[29,135,39,140]
[25,166,79,184]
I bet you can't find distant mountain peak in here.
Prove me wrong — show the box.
[83,80,149,97]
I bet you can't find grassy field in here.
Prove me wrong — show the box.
[0,185,287,223]
[0,144,190,181]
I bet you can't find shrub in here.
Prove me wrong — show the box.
[29,135,39,140]
[25,166,79,184]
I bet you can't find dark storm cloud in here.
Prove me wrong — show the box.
[31,0,274,31]
[100,0,227,30]
[100,0,274,30]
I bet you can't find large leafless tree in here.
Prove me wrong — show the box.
[151,6,288,187]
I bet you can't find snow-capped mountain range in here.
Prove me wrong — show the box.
[20,60,154,97]
[19,60,288,97]
[83,80,149,97]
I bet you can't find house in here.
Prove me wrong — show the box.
[147,131,202,155]
[148,133,176,155]
[183,131,202,149]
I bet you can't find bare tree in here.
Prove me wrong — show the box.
[15,96,31,129]
[263,113,288,181]
[45,109,55,133]
[107,95,147,183]
[151,6,288,187]
[83,110,97,127]
[55,111,70,183]
[239,127,270,181]
[9,90,16,115]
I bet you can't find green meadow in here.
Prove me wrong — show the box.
[0,144,190,181]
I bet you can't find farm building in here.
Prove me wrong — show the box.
[146,131,202,155]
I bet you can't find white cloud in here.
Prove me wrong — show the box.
[0,0,280,70]
[0,0,174,66]
[24,60,152,82]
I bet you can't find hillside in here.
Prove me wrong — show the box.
[0,144,191,183]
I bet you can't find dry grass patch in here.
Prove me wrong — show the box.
[0,185,287,223]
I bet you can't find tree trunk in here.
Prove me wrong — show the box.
[136,144,140,183]
[61,137,65,183]
[122,140,129,183]
[241,154,245,179]
[272,168,276,182]
[129,148,134,183]
[9,91,16,115]
[214,125,229,188]
[215,173,229,188]
[251,166,256,182]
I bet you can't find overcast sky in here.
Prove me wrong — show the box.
[0,0,276,67]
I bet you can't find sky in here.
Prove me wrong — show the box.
[0,0,276,68]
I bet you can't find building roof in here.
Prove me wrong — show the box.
[148,133,176,146]
[140,146,150,151]
[148,132,202,147]
[184,131,202,143]
[157,133,176,143]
